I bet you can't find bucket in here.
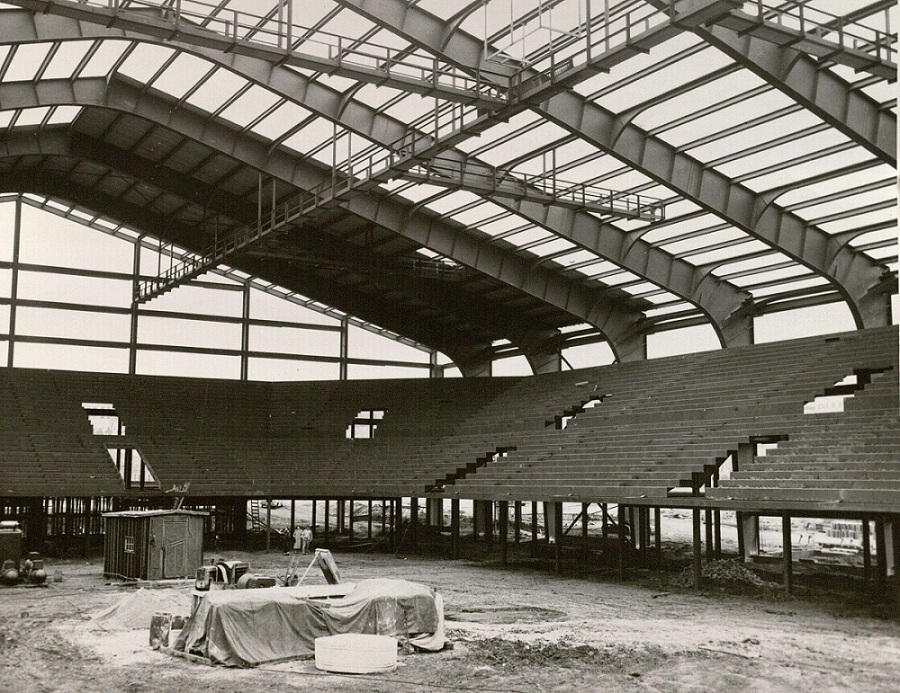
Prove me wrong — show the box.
[315,633,397,674]
[149,612,172,649]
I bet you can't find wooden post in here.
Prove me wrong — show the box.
[862,517,872,581]
[875,515,888,596]
[499,500,509,565]
[705,508,714,560]
[265,499,272,550]
[692,508,702,591]
[531,501,538,558]
[450,498,460,560]
[782,514,793,597]
[368,500,373,539]
[348,499,355,541]
[654,507,662,570]
[290,500,296,534]
[324,500,330,541]
[410,497,418,552]
[554,501,563,575]
[311,499,317,536]
[618,504,626,581]
[582,502,589,563]
[514,501,521,544]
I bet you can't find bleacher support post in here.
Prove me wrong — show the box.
[554,502,563,575]
[740,515,760,563]
[782,514,793,597]
[348,499,355,540]
[367,500,373,539]
[265,499,272,550]
[618,504,627,581]
[582,503,589,563]
[705,508,714,560]
[692,508,702,591]
[545,502,559,546]
[410,497,418,552]
[450,498,460,560]
[499,500,509,565]
[426,498,442,527]
[311,499,317,536]
[531,501,538,558]
[863,518,872,580]
[654,507,662,569]
[324,499,330,541]
[514,502,522,544]
[875,516,888,596]
[290,500,295,535]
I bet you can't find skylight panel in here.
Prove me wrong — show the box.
[5,43,52,81]
[738,148,873,191]
[689,111,824,163]
[425,191,483,216]
[46,106,83,126]
[41,41,93,80]
[683,243,761,267]
[747,276,828,298]
[503,227,552,247]
[311,72,359,93]
[477,123,572,166]
[13,107,50,127]
[152,52,215,98]
[712,251,788,278]
[796,187,895,221]
[117,43,177,84]
[660,227,745,255]
[382,96,437,124]
[552,249,600,267]
[817,208,896,235]
[730,264,809,288]
[79,40,131,78]
[387,182,447,203]
[319,8,379,41]
[353,83,402,109]
[479,214,529,237]
[220,84,282,128]
[599,269,640,286]
[0,111,15,128]
[282,117,335,154]
[527,237,576,257]
[252,101,313,140]
[450,201,504,226]
[717,129,852,179]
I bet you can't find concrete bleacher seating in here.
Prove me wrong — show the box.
[0,326,896,516]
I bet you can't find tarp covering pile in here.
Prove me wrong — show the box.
[172,578,445,667]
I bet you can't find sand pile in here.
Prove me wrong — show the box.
[90,588,193,631]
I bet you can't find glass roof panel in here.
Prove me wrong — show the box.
[741,148,875,191]
[5,43,52,81]
[13,106,50,127]
[184,67,248,112]
[252,101,313,140]
[527,237,576,257]
[152,52,216,99]
[46,106,83,125]
[220,84,283,128]
[117,43,177,83]
[282,117,336,154]
[79,40,131,78]
[425,191,483,215]
[42,41,94,80]
[503,227,552,246]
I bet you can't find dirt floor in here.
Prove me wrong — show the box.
[1,534,898,693]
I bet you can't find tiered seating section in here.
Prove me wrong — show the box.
[0,326,896,515]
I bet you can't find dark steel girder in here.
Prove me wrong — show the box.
[340,192,650,362]
[0,77,623,363]
[0,125,563,370]
[340,0,894,330]
[0,8,754,349]
[0,1,507,108]
[646,0,896,167]
[0,162,495,372]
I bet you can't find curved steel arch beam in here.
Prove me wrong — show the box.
[644,0,896,167]
[0,163,498,372]
[0,77,645,362]
[0,8,751,350]
[337,0,894,330]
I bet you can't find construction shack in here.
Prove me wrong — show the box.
[103,510,206,581]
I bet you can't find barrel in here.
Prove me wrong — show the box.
[149,612,172,649]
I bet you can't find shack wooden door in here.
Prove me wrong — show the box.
[147,514,203,579]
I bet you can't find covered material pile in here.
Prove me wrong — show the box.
[173,578,445,666]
